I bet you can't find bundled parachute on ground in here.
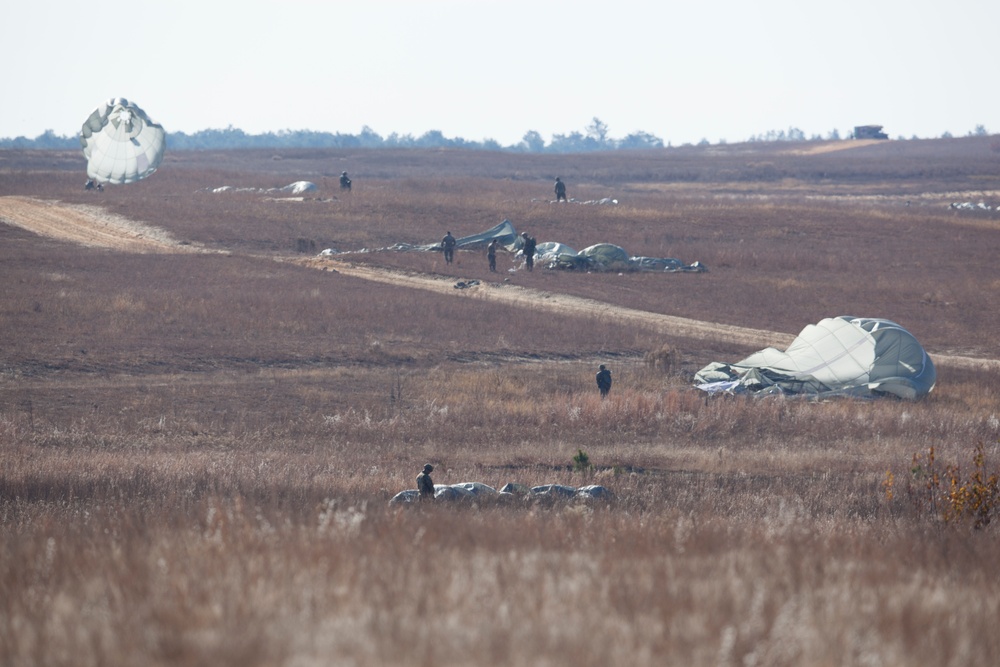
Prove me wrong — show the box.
[694,317,936,399]
[579,243,631,271]
[80,98,166,184]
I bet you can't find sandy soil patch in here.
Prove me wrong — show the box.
[787,139,886,155]
[0,195,205,253]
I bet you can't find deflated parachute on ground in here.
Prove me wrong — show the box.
[80,98,166,184]
[397,220,705,272]
[392,219,522,253]
[537,241,705,272]
[579,244,630,270]
[389,482,611,503]
[694,317,936,399]
[452,219,522,251]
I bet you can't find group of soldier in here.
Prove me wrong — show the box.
[412,174,613,502]
[340,172,562,273]
[441,229,537,271]
[415,362,611,500]
[340,173,565,199]
[338,172,563,272]
[444,177,564,270]
[357,172,596,500]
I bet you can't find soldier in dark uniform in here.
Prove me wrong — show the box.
[416,464,435,500]
[339,171,352,190]
[521,232,537,272]
[487,238,498,272]
[441,231,457,264]
[554,177,567,202]
[596,364,612,398]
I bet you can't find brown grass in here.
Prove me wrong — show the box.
[2,139,1000,666]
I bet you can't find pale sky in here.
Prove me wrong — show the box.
[3,0,997,146]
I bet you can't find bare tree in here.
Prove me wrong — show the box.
[586,117,609,145]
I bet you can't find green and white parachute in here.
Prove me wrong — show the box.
[695,317,937,400]
[80,98,165,184]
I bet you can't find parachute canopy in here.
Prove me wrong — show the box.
[333,219,705,272]
[396,220,705,272]
[535,242,582,267]
[80,98,166,184]
[452,219,522,251]
[400,219,522,253]
[694,317,936,400]
[579,243,631,270]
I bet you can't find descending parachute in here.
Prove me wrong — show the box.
[80,98,166,184]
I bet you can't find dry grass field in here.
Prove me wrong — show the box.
[2,138,1000,666]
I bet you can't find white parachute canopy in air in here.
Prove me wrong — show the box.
[694,317,936,400]
[80,98,166,184]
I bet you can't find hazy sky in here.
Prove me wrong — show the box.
[4,0,997,146]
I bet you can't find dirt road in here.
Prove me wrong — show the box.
[293,256,796,350]
[0,195,203,254]
[2,195,997,371]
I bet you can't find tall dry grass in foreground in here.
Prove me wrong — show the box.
[3,362,1000,666]
[3,494,998,667]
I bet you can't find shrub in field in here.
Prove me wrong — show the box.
[644,343,680,375]
[900,442,1000,528]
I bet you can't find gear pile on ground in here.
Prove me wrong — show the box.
[390,482,612,504]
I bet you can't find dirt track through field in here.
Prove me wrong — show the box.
[292,256,797,349]
[0,196,206,254]
[3,195,998,371]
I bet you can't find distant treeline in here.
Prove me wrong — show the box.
[2,118,990,151]
[0,119,664,153]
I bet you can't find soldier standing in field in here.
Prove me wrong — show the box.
[596,364,612,398]
[441,231,457,265]
[487,238,498,272]
[521,232,537,272]
[417,464,435,500]
[554,177,567,202]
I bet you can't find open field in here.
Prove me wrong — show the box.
[2,138,1000,666]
